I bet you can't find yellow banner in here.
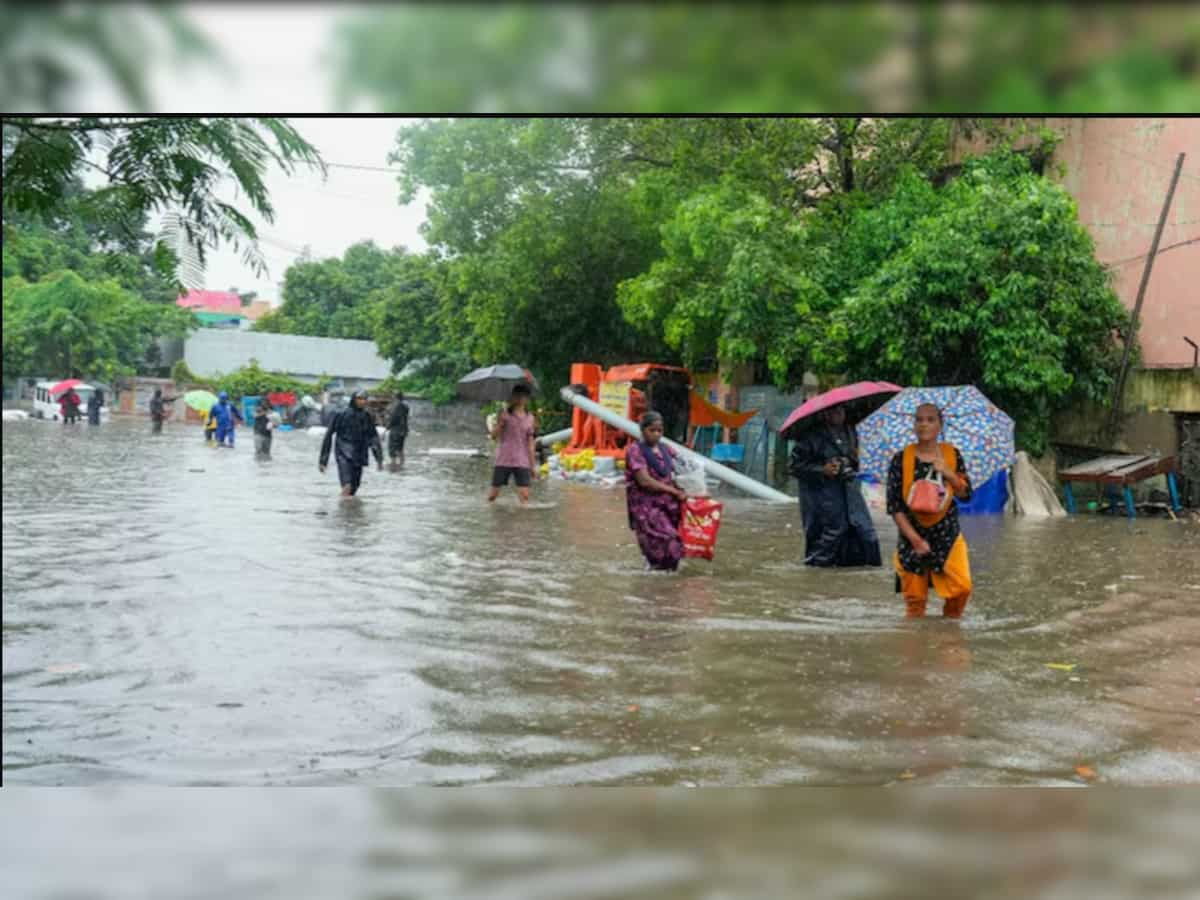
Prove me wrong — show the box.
[599,381,631,417]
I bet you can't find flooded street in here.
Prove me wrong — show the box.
[4,418,1199,786]
[4,788,1200,899]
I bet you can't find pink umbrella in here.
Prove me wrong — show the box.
[48,379,84,396]
[780,381,903,437]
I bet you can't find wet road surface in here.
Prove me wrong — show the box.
[4,417,1198,785]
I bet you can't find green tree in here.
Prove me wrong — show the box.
[3,178,182,304]
[813,151,1131,454]
[333,5,1200,113]
[3,117,324,289]
[0,4,214,112]
[255,240,399,340]
[3,271,193,380]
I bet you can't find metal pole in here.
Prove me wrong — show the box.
[559,386,794,503]
[1108,151,1186,438]
[535,426,574,448]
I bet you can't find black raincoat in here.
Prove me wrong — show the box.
[789,425,881,567]
[319,391,382,468]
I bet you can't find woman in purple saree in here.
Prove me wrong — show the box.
[625,411,689,571]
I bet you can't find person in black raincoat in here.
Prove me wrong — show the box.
[319,390,382,496]
[788,404,881,567]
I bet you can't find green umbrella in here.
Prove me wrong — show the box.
[183,390,218,413]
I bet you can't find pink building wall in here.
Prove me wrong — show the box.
[1046,118,1199,369]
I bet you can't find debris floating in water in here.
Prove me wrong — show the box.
[1045,663,1077,671]
[1074,764,1098,781]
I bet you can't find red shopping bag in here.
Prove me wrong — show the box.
[680,497,724,560]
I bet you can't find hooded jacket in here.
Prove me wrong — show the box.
[210,391,242,429]
[320,390,382,467]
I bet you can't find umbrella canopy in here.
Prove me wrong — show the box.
[857,386,1015,486]
[49,378,84,396]
[780,381,902,438]
[183,390,218,413]
[457,364,540,403]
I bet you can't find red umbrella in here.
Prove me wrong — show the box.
[49,379,84,396]
[780,381,903,437]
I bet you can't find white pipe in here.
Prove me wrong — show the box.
[559,387,793,504]
[535,426,574,448]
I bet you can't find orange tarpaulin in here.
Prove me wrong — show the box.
[689,392,758,429]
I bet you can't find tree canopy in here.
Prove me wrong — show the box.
[3,116,324,289]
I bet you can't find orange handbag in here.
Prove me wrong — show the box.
[907,470,947,514]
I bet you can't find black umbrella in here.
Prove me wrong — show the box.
[456,364,540,403]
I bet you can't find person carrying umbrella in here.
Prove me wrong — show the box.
[788,403,881,568]
[59,387,82,424]
[319,390,382,497]
[487,383,537,505]
[886,403,974,619]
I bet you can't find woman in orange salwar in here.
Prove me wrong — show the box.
[886,403,973,618]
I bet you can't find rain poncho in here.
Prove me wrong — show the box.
[789,426,881,567]
[210,392,242,445]
[319,391,382,469]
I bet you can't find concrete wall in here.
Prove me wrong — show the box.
[964,118,1200,368]
[183,329,393,382]
[1053,369,1200,457]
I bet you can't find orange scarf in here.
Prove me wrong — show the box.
[901,443,959,528]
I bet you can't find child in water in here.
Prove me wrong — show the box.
[204,410,217,445]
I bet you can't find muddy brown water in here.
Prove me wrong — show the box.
[3,418,1198,786]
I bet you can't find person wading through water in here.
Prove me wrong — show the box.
[319,390,383,497]
[86,388,104,425]
[788,403,881,567]
[886,403,974,619]
[487,382,537,505]
[149,387,178,434]
[387,391,410,466]
[253,400,274,458]
[624,410,688,571]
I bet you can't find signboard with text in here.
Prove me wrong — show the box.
[599,381,631,418]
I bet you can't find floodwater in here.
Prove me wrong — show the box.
[3,417,1199,786]
[3,789,1200,899]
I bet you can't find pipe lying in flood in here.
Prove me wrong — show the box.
[535,426,574,448]
[558,387,794,504]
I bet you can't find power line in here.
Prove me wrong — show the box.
[1102,235,1200,269]
[323,161,403,175]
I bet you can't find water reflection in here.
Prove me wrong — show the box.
[3,417,1199,785]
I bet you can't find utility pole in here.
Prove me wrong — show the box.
[1107,151,1186,442]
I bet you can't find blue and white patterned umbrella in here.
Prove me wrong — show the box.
[856,386,1015,486]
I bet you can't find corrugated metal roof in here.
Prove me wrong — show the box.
[184,330,393,380]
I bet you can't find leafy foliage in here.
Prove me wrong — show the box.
[0,4,213,112]
[2,117,324,289]
[812,151,1131,454]
[333,5,1200,113]
[3,271,193,381]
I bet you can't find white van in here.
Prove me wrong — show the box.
[32,380,107,421]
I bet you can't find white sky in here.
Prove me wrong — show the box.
[74,4,430,303]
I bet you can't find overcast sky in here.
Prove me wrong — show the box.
[76,4,430,303]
